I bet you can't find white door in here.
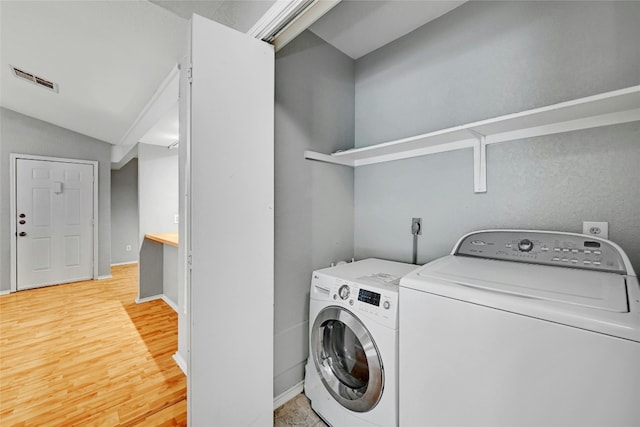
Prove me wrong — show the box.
[183,14,274,426]
[16,158,94,290]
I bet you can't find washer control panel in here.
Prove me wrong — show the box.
[456,230,626,274]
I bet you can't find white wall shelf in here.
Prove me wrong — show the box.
[304,85,640,193]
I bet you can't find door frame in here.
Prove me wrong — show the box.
[9,153,99,293]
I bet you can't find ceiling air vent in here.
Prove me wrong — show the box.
[10,65,59,93]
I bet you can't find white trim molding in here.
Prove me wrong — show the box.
[274,380,305,410]
[0,290,11,296]
[112,65,179,165]
[135,294,179,314]
[248,0,341,52]
[110,261,139,267]
[135,294,163,304]
[173,352,187,375]
[161,295,179,312]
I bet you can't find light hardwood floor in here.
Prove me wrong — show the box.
[0,264,186,426]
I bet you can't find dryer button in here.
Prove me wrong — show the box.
[338,285,350,300]
[349,300,354,306]
[383,301,391,310]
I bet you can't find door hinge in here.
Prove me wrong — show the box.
[187,66,193,84]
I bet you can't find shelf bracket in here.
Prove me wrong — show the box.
[467,129,487,193]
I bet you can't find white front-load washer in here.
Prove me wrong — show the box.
[399,230,640,427]
[304,258,417,427]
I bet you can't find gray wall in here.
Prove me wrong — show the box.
[274,30,355,397]
[163,244,178,305]
[111,158,139,264]
[0,107,112,289]
[353,1,640,272]
[137,143,178,245]
[138,238,164,299]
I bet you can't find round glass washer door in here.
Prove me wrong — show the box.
[311,306,384,413]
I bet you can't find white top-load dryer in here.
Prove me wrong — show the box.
[399,230,640,427]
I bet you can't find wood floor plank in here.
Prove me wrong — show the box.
[128,398,187,427]
[0,264,186,426]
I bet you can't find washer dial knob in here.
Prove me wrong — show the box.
[518,239,533,252]
[338,285,350,300]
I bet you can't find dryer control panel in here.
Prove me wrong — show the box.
[311,259,417,330]
[311,274,399,329]
[456,230,627,274]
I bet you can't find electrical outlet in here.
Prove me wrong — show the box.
[125,244,132,252]
[174,214,179,224]
[582,221,608,239]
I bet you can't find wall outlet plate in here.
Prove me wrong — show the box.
[125,244,132,252]
[583,221,608,239]
[174,214,180,224]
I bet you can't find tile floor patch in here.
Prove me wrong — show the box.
[274,393,328,426]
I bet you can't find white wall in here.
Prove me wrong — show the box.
[137,143,178,245]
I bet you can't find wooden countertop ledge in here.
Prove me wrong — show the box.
[145,232,179,247]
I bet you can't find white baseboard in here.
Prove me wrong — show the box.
[274,380,304,410]
[97,274,112,280]
[173,352,187,375]
[136,294,179,314]
[111,261,138,266]
[161,295,179,312]
[0,289,11,296]
[136,294,163,304]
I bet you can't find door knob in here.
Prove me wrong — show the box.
[19,232,27,237]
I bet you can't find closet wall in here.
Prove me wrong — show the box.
[353,1,640,271]
[110,158,138,265]
[274,30,355,396]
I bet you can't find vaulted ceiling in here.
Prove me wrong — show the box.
[1,1,467,164]
[1,1,186,145]
[0,0,271,154]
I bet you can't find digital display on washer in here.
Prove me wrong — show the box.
[358,289,381,306]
